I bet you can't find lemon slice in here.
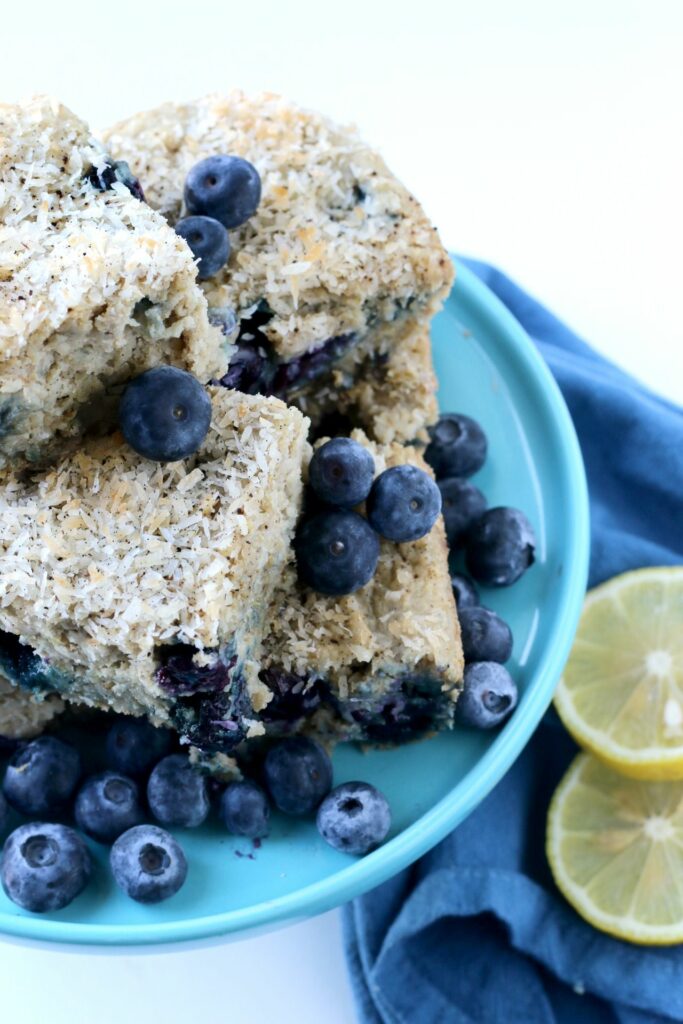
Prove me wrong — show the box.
[554,567,683,780]
[547,752,683,944]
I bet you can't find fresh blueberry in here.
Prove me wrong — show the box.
[456,662,518,729]
[459,606,513,663]
[366,464,441,543]
[1,823,91,912]
[264,737,333,816]
[438,477,487,549]
[119,366,212,463]
[74,772,144,844]
[3,736,80,816]
[0,790,8,833]
[316,782,391,856]
[220,780,270,839]
[147,754,209,828]
[110,824,187,904]
[294,509,380,596]
[450,572,480,611]
[185,155,261,230]
[175,215,230,280]
[466,507,536,586]
[425,413,488,479]
[308,438,375,509]
[105,718,173,778]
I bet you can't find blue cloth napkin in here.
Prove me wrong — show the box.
[342,259,683,1024]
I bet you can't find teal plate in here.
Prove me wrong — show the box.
[0,258,589,947]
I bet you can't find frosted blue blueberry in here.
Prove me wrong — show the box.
[456,662,518,729]
[466,507,536,586]
[1,823,91,912]
[105,718,173,778]
[110,825,187,904]
[459,606,513,664]
[450,572,480,611]
[425,413,488,479]
[317,782,391,856]
[75,772,144,844]
[438,477,487,549]
[2,736,80,816]
[147,754,209,828]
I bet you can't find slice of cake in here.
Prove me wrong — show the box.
[102,92,452,438]
[155,433,463,751]
[0,96,227,468]
[0,388,309,748]
[257,436,463,744]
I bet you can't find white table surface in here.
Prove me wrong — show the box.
[1,1,681,1020]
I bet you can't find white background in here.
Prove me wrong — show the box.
[1,1,682,1021]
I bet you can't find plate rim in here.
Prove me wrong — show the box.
[0,257,590,946]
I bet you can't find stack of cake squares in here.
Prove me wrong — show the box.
[0,93,462,758]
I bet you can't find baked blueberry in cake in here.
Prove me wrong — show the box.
[0,96,227,469]
[102,92,452,440]
[298,319,439,445]
[0,388,309,750]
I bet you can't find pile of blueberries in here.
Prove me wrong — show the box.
[424,412,536,730]
[295,437,442,596]
[0,719,390,913]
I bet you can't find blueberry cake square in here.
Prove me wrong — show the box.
[164,433,463,753]
[0,96,227,468]
[0,388,309,744]
[102,92,452,439]
[255,434,464,744]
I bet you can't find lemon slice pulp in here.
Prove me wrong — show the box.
[554,567,683,780]
[547,752,683,944]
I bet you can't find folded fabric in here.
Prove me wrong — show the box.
[342,258,683,1024]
